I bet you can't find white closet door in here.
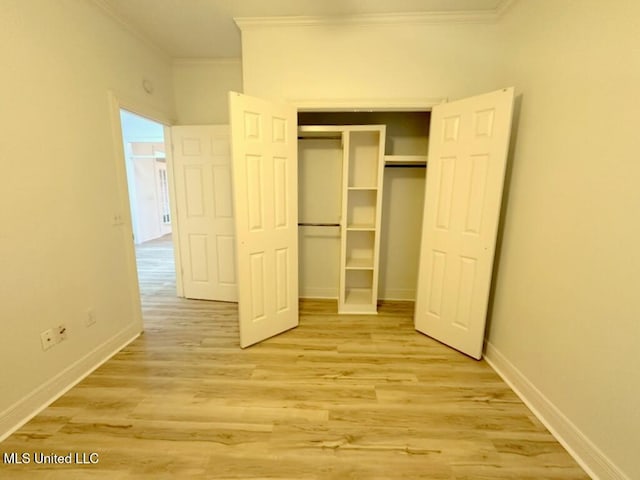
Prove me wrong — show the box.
[171,125,238,302]
[229,92,299,348]
[415,88,514,359]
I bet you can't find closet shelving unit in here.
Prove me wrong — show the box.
[341,125,385,314]
[299,124,386,314]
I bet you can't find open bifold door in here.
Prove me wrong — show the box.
[415,87,515,360]
[229,92,299,348]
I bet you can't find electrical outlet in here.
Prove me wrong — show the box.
[57,325,67,342]
[86,308,96,326]
[41,329,55,351]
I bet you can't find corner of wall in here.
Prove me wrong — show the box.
[485,343,631,480]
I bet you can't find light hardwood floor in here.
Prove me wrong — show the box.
[0,235,589,479]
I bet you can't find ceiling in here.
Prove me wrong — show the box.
[95,0,510,59]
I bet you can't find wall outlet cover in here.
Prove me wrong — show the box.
[40,329,55,350]
[57,325,67,341]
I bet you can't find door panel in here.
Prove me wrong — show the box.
[415,88,514,359]
[229,92,299,348]
[171,125,238,302]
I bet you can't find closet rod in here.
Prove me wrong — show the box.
[298,222,340,227]
[384,164,427,169]
[297,136,341,140]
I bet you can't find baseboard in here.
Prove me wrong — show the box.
[378,289,416,301]
[0,324,141,442]
[484,342,630,480]
[299,288,338,299]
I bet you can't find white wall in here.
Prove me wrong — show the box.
[487,1,640,478]
[173,59,243,124]
[240,20,503,102]
[0,0,174,437]
[379,167,425,299]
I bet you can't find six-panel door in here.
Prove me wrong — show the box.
[171,125,238,302]
[414,88,514,359]
[229,92,299,348]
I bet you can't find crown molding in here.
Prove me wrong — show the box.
[235,1,517,30]
[292,97,447,112]
[90,0,171,59]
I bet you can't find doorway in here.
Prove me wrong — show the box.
[118,109,177,304]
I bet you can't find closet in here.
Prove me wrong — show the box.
[297,112,431,314]
[229,88,515,358]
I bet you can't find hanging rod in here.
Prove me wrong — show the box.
[297,136,342,140]
[298,222,341,227]
[384,164,427,169]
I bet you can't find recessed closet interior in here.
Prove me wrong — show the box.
[297,111,431,306]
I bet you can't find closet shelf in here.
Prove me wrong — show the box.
[344,287,373,305]
[345,258,374,269]
[298,125,343,139]
[346,224,375,231]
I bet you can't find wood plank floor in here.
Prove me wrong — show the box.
[0,235,589,479]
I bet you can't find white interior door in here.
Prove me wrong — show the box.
[229,92,299,348]
[415,87,514,359]
[171,125,238,302]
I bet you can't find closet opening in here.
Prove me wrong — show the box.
[296,111,431,311]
